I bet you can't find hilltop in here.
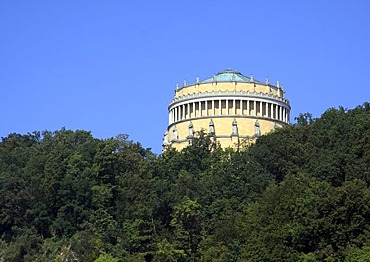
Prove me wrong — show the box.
[0,103,369,261]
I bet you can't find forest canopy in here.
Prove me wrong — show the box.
[0,103,369,261]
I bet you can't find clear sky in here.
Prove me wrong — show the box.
[1,1,369,153]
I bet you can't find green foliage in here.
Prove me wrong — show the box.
[154,239,186,262]
[95,253,119,262]
[170,196,202,258]
[295,112,315,126]
[1,227,41,262]
[240,175,302,261]
[345,246,370,262]
[0,103,369,261]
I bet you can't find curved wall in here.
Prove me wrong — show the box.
[163,70,291,150]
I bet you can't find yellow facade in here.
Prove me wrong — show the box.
[163,69,291,150]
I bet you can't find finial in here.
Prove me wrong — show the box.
[254,120,260,137]
[231,118,238,136]
[176,83,179,90]
[251,74,254,81]
[209,119,215,135]
[188,121,194,138]
[163,130,169,147]
[172,125,178,141]
[266,76,269,85]
[196,75,200,84]
[183,79,186,87]
[277,80,280,88]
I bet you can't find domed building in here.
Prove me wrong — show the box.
[163,69,291,150]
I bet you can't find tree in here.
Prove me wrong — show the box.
[295,112,314,126]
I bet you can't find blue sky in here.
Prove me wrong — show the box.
[1,1,369,153]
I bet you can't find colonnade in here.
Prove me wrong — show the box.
[168,98,290,125]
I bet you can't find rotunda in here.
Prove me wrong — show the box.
[163,69,291,150]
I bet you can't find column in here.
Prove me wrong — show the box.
[219,99,221,115]
[270,103,273,119]
[285,108,288,123]
[260,101,263,117]
[247,100,250,115]
[193,102,196,117]
[240,99,243,115]
[233,99,236,115]
[199,101,202,117]
[286,108,288,123]
[205,100,208,116]
[182,104,185,119]
[254,100,257,116]
[275,105,278,120]
[281,106,284,122]
[226,100,229,115]
[283,108,286,122]
[175,107,177,122]
[279,106,283,121]
[212,100,215,116]
[265,102,268,117]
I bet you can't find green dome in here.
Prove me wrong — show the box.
[200,68,261,84]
